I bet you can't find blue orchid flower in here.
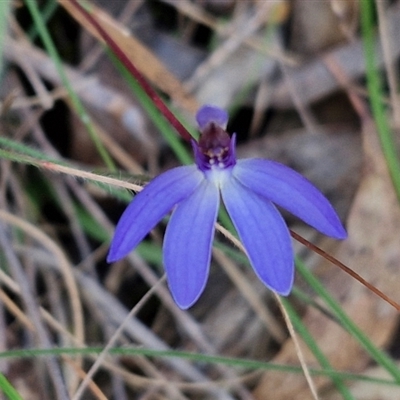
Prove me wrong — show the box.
[107,105,347,309]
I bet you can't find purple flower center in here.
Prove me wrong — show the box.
[193,121,237,172]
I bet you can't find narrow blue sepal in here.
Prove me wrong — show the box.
[234,159,347,239]
[164,180,220,309]
[107,166,203,262]
[221,178,294,295]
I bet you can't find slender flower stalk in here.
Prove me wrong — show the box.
[108,106,347,309]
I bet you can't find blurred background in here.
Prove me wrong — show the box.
[1,1,400,399]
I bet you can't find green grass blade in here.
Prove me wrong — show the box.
[0,0,11,78]
[0,372,23,400]
[296,257,400,383]
[0,143,133,203]
[281,298,355,399]
[0,136,69,164]
[27,0,59,41]
[0,346,397,387]
[360,0,400,200]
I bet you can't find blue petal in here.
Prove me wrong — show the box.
[196,105,229,130]
[107,166,204,262]
[164,180,219,309]
[233,159,347,239]
[221,178,294,295]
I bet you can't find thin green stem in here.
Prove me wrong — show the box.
[360,0,400,200]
